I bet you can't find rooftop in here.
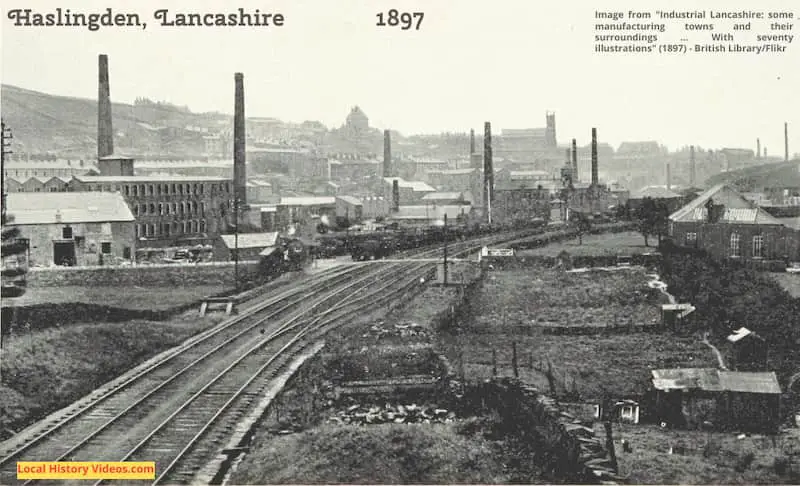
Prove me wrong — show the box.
[336,195,364,206]
[279,196,336,206]
[74,175,230,183]
[651,368,781,394]
[7,192,135,225]
[220,232,279,249]
[669,184,787,226]
[630,186,683,199]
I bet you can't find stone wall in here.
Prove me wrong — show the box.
[462,378,622,484]
[27,261,261,287]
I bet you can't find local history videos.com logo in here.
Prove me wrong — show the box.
[17,462,156,480]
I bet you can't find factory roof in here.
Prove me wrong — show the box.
[669,184,785,226]
[73,175,230,183]
[6,192,134,225]
[220,232,280,249]
[390,205,470,221]
[382,177,436,192]
[246,180,272,187]
[509,170,551,179]
[336,195,364,206]
[427,168,477,176]
[421,192,465,201]
[279,196,336,206]
[630,186,683,199]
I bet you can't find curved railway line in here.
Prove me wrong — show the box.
[0,227,551,485]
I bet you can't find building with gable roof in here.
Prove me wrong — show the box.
[668,184,800,262]
[6,192,136,267]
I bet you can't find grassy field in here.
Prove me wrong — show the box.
[0,312,224,437]
[8,284,230,311]
[609,423,800,484]
[517,231,654,257]
[443,267,716,399]
[770,273,800,298]
[229,421,549,484]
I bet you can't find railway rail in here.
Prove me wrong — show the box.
[0,227,544,485]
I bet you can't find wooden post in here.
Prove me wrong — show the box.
[459,349,466,381]
[492,349,497,377]
[604,420,619,473]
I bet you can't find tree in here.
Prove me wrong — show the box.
[634,197,669,247]
[572,211,592,245]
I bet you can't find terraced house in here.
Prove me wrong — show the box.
[668,184,800,264]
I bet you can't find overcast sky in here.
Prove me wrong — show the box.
[2,0,799,152]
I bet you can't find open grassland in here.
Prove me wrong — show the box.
[443,267,716,398]
[0,312,224,438]
[8,284,229,311]
[610,423,800,484]
[516,230,653,257]
[230,420,549,485]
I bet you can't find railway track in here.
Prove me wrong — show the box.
[1,228,541,485]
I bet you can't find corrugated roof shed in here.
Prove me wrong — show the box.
[652,368,781,394]
[7,192,135,225]
[220,232,279,249]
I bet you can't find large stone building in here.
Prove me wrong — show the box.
[345,106,369,137]
[6,192,135,267]
[668,184,800,263]
[68,175,233,246]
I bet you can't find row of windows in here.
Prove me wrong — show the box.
[121,182,231,197]
[134,201,207,217]
[685,232,766,258]
[136,220,208,238]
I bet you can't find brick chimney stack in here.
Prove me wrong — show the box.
[666,163,671,190]
[234,72,247,205]
[383,130,392,177]
[469,129,475,155]
[97,54,113,159]
[786,122,790,162]
[690,145,696,187]
[572,138,578,182]
[484,122,493,216]
[757,138,761,158]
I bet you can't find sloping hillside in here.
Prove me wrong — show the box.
[705,159,800,190]
[1,84,230,157]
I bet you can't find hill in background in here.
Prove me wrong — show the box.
[2,84,231,158]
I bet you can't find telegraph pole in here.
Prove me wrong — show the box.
[234,196,239,291]
[1,120,12,227]
[443,213,448,285]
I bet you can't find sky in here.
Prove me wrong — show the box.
[2,0,799,153]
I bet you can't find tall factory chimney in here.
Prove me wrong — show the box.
[571,138,578,181]
[383,129,392,177]
[591,128,598,186]
[666,163,672,190]
[757,138,761,158]
[469,129,475,155]
[233,72,247,205]
[785,122,790,162]
[392,179,400,212]
[97,54,113,159]
[764,147,768,158]
[690,145,696,187]
[484,122,493,218]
